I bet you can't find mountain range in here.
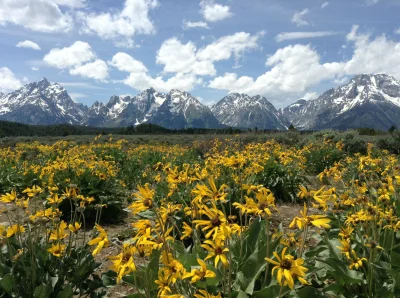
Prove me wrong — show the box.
[1,74,400,131]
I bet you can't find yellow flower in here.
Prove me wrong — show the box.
[88,224,109,256]
[155,268,173,296]
[233,187,275,217]
[128,184,155,215]
[22,185,42,197]
[183,258,216,283]
[0,190,17,203]
[201,237,229,267]
[348,251,367,270]
[265,247,309,289]
[192,177,228,204]
[6,224,25,238]
[193,206,229,239]
[180,222,193,240]
[48,243,66,257]
[160,251,186,284]
[47,194,63,205]
[289,203,331,229]
[68,222,82,233]
[49,221,69,241]
[337,238,353,259]
[109,244,137,283]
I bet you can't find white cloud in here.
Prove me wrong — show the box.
[343,25,400,78]
[292,9,310,27]
[69,92,87,102]
[70,59,109,81]
[31,67,40,71]
[56,82,105,89]
[366,0,379,5]
[155,32,262,77]
[0,67,22,93]
[156,38,216,76]
[0,0,73,32]
[200,0,233,22]
[109,52,148,73]
[183,20,209,30]
[124,72,200,92]
[78,0,158,48]
[395,28,400,35]
[302,92,318,100]
[52,0,86,8]
[16,40,41,50]
[208,26,400,104]
[276,31,340,42]
[197,31,264,64]
[43,41,96,69]
[321,2,329,9]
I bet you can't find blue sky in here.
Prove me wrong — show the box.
[0,0,400,108]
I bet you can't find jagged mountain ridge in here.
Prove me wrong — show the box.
[0,78,87,125]
[212,93,289,130]
[2,74,400,131]
[281,74,400,131]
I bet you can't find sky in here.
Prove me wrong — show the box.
[0,0,400,108]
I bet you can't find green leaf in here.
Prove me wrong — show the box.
[34,283,53,298]
[56,285,73,298]
[0,273,15,295]
[145,249,161,291]
[232,290,249,298]
[102,270,117,287]
[295,286,327,298]
[318,257,363,285]
[253,285,282,297]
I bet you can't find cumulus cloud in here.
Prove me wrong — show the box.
[108,52,148,73]
[302,92,318,100]
[78,0,158,48]
[321,2,329,9]
[292,9,310,27]
[155,32,262,77]
[52,0,86,8]
[31,67,40,71]
[200,0,232,22]
[69,59,108,81]
[183,20,209,30]
[0,67,22,93]
[395,28,400,35]
[0,0,73,32]
[124,72,200,92]
[208,25,400,104]
[44,41,109,81]
[43,41,96,69]
[276,31,340,42]
[16,40,41,50]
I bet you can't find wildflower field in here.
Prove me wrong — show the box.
[0,132,399,298]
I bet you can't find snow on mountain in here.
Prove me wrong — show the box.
[281,74,400,131]
[212,93,289,130]
[0,78,87,125]
[149,89,223,129]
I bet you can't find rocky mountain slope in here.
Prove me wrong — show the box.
[281,74,400,131]
[212,93,289,130]
[0,78,87,125]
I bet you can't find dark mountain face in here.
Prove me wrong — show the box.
[212,93,289,130]
[281,74,400,130]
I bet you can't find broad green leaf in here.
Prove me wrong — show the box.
[0,273,15,295]
[232,290,249,298]
[253,285,283,297]
[56,285,73,298]
[145,249,161,291]
[295,286,327,297]
[33,283,53,298]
